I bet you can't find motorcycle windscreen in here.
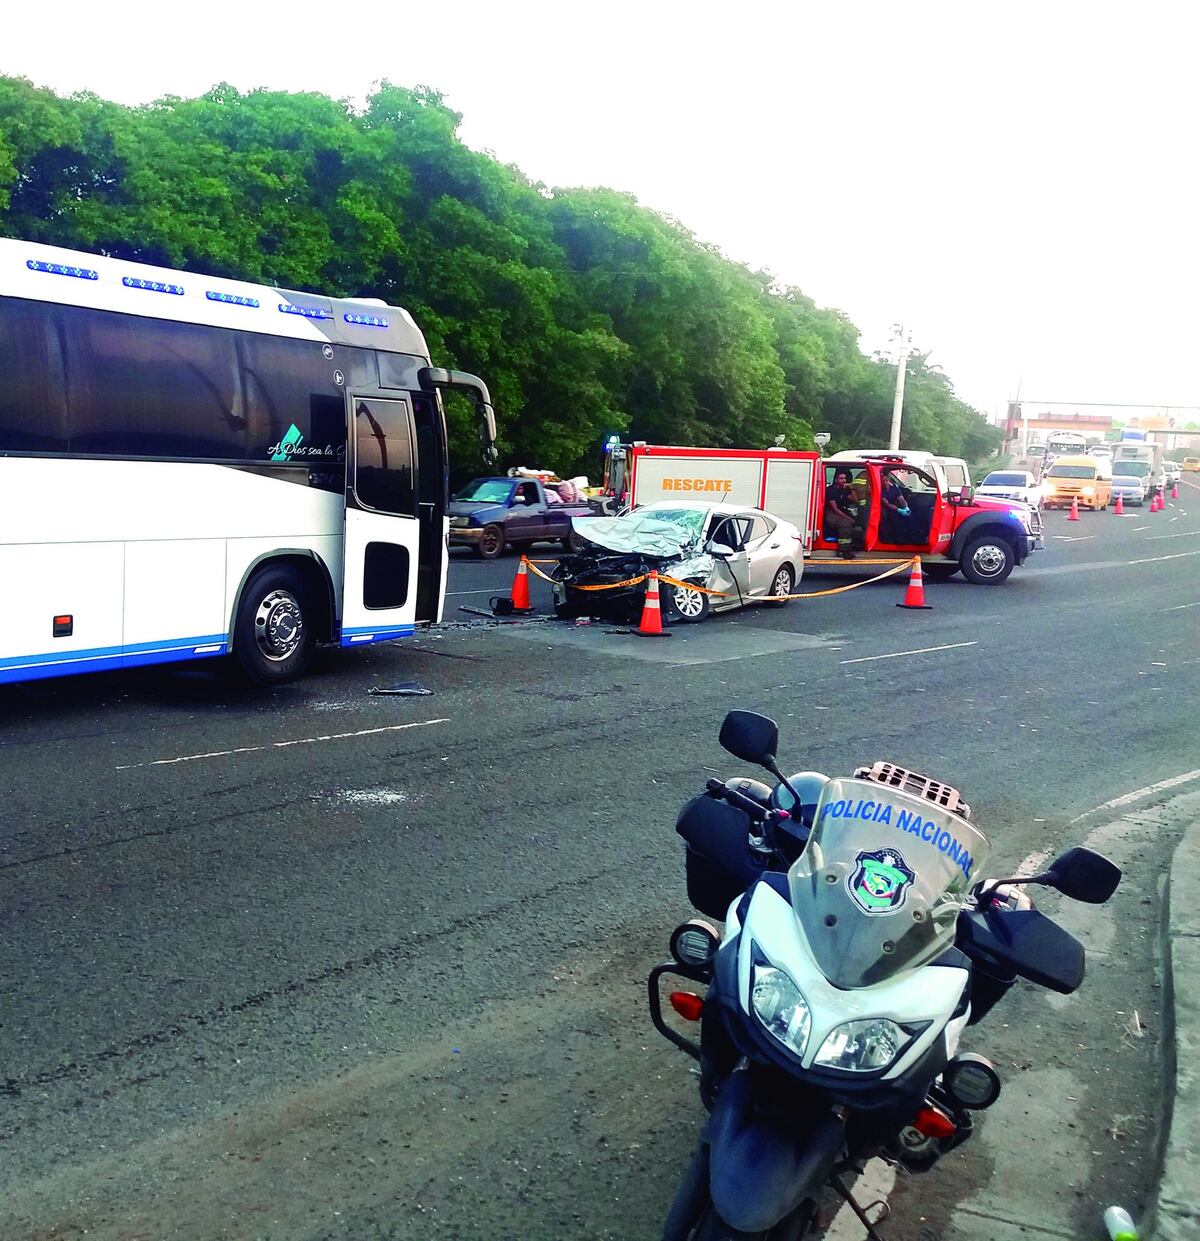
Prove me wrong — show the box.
[787,778,991,989]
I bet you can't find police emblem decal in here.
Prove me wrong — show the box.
[847,848,916,915]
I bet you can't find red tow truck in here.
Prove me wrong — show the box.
[600,443,1043,584]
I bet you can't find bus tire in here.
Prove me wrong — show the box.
[233,564,316,685]
[476,524,505,559]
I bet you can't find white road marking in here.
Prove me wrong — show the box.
[1127,549,1200,566]
[116,718,450,770]
[1069,768,1200,823]
[839,641,978,665]
[1161,601,1200,612]
[1051,535,1094,541]
[1145,530,1198,541]
[825,1159,896,1240]
[446,588,499,596]
[1131,526,1149,531]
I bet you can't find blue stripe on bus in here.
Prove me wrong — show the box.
[0,634,229,684]
[340,624,416,647]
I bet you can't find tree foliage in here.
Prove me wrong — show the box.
[0,76,999,476]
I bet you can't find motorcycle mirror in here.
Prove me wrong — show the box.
[1043,847,1122,904]
[718,711,779,768]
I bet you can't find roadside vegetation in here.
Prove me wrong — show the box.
[0,77,1000,475]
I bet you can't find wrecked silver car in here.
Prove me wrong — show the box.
[552,501,804,624]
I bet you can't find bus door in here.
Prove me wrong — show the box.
[342,396,422,646]
[411,394,448,623]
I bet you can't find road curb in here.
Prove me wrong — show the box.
[1150,821,1200,1240]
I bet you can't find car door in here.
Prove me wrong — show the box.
[743,515,783,595]
[706,514,752,602]
[506,481,544,544]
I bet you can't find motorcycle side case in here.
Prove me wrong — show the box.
[704,1069,846,1234]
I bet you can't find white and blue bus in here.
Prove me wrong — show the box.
[0,239,497,685]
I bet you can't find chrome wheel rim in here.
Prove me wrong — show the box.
[674,586,705,618]
[971,544,1007,577]
[772,568,792,596]
[481,528,502,555]
[254,589,304,662]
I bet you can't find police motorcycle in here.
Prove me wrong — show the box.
[648,711,1121,1241]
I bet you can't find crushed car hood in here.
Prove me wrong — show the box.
[572,515,697,558]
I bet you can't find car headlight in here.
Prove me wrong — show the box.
[1009,508,1031,528]
[449,516,468,527]
[751,964,811,1058]
[1082,486,1094,496]
[814,1017,907,1071]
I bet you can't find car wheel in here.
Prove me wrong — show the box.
[476,524,505,559]
[666,580,710,623]
[233,564,316,685]
[960,535,1015,585]
[767,563,794,607]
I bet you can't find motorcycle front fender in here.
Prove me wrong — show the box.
[705,1070,845,1234]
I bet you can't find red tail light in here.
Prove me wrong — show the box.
[669,991,704,1021]
[912,1105,956,1139]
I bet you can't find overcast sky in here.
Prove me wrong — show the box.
[6,1,1199,421]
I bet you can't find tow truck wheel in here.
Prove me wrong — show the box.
[666,580,710,624]
[960,535,1015,584]
[476,524,505,559]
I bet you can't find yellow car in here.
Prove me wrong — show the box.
[1041,456,1113,510]
[1184,456,1200,472]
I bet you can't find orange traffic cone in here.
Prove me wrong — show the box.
[1068,497,1080,521]
[1172,482,1179,499]
[506,556,535,613]
[1151,492,1161,513]
[897,558,933,610]
[634,570,671,637]
[1114,492,1124,516]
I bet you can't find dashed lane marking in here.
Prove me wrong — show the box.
[1145,530,1199,541]
[115,718,451,771]
[1161,601,1200,612]
[839,641,978,665]
[1069,768,1200,824]
[1127,549,1200,566]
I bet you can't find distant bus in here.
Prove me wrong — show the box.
[1,239,497,686]
[1044,432,1089,456]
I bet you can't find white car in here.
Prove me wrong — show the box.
[977,470,1041,508]
[557,501,804,623]
[1111,472,1148,506]
[1164,461,1182,486]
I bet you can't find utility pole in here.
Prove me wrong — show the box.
[887,325,912,450]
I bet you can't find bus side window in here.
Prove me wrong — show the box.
[0,299,67,452]
[62,307,244,459]
[241,335,349,464]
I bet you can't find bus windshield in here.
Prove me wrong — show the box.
[1046,465,1096,479]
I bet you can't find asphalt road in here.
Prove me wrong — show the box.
[3,483,1199,1240]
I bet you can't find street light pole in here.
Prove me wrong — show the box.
[887,325,912,450]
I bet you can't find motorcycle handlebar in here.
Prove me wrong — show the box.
[705,778,790,826]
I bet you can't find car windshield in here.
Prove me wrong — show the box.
[455,479,515,503]
[982,473,1027,486]
[1046,465,1096,479]
[637,506,709,538]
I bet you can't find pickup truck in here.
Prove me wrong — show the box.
[448,477,593,559]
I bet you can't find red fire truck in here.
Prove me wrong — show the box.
[600,443,1042,584]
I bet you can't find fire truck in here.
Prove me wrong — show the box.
[599,442,1042,584]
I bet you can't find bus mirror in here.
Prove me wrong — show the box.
[418,366,499,463]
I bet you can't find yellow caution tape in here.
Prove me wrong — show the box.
[521,555,918,601]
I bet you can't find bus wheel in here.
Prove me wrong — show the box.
[476,524,506,559]
[234,564,316,685]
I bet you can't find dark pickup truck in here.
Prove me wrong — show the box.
[448,477,593,558]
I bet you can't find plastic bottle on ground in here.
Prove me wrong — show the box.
[1103,1206,1138,1241]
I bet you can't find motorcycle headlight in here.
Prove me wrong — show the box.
[814,1017,907,1071]
[751,964,811,1058]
